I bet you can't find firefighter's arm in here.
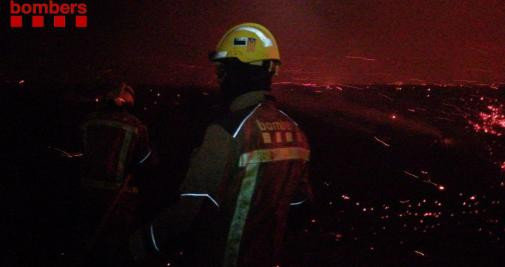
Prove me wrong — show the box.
[130,124,234,259]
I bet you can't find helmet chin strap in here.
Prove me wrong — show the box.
[265,60,279,76]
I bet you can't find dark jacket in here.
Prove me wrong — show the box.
[80,107,151,192]
[146,91,312,267]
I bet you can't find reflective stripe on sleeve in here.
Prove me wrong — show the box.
[150,224,160,252]
[290,199,306,206]
[238,147,310,167]
[180,193,220,208]
[138,149,152,164]
[232,104,262,138]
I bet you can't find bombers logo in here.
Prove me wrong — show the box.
[10,0,87,28]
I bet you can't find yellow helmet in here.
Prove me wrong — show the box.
[210,23,280,65]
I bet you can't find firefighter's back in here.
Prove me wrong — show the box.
[78,108,149,266]
[81,109,146,184]
[216,100,310,267]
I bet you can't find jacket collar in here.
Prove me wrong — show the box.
[229,90,272,112]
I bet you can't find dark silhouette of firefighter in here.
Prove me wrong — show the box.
[130,23,313,266]
[79,81,152,266]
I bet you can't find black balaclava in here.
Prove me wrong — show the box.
[218,58,274,106]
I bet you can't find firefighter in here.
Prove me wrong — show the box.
[130,23,313,266]
[79,80,152,266]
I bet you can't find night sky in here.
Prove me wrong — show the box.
[1,0,505,85]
